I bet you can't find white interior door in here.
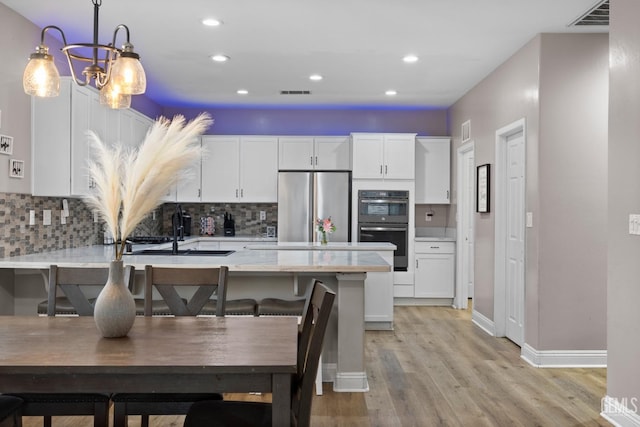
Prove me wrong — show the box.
[505,131,525,346]
[455,142,475,309]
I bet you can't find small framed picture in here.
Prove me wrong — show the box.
[0,134,13,155]
[9,159,24,178]
[461,120,471,143]
[476,163,490,213]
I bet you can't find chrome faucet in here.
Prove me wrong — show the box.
[172,204,184,255]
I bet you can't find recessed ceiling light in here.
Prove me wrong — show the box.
[309,74,323,81]
[202,18,222,27]
[385,90,397,96]
[403,54,419,63]
[211,54,230,62]
[237,89,248,95]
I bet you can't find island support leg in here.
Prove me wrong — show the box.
[334,272,369,392]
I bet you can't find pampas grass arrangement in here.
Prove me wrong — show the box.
[84,113,212,260]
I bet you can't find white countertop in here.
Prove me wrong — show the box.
[0,245,391,273]
[247,241,396,251]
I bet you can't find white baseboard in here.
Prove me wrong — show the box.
[601,396,640,427]
[521,343,607,368]
[471,309,495,336]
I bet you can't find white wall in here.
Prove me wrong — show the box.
[448,32,609,352]
[607,0,640,415]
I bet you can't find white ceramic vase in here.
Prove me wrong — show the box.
[94,260,136,338]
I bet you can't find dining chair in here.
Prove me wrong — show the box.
[111,265,227,427]
[183,280,336,427]
[10,264,135,427]
[257,279,325,395]
[0,395,23,427]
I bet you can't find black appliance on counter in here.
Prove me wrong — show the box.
[171,209,192,237]
[223,212,235,236]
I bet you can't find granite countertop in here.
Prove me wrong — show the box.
[0,245,391,273]
[246,241,396,251]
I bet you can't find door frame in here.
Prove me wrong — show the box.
[455,141,475,309]
[493,118,526,338]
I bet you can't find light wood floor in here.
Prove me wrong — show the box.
[23,305,610,426]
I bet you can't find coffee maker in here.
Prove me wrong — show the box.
[223,212,235,236]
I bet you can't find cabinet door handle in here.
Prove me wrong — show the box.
[380,165,383,175]
[416,260,419,269]
[241,189,244,198]
[197,189,201,198]
[385,165,388,175]
[446,190,450,200]
[315,156,318,166]
[310,156,313,166]
[236,189,238,198]
[431,246,440,249]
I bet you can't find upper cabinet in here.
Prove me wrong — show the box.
[278,136,351,170]
[351,133,416,180]
[415,137,451,204]
[32,78,154,197]
[175,138,203,203]
[201,136,278,203]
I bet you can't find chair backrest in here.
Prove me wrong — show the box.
[293,280,335,427]
[143,265,228,316]
[47,264,135,316]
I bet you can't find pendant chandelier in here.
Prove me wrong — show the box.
[22,0,145,109]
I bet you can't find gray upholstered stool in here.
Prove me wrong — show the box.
[200,298,257,316]
[257,298,305,316]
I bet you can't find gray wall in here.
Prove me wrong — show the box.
[607,0,640,410]
[448,32,608,352]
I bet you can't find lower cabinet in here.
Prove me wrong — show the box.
[414,241,455,298]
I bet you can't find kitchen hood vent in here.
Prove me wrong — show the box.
[280,90,311,95]
[570,0,609,26]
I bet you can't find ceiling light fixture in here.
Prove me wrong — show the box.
[202,18,222,27]
[237,89,248,95]
[211,54,230,62]
[22,0,146,109]
[403,54,419,63]
[309,74,323,81]
[385,90,397,96]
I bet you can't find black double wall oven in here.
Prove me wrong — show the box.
[357,190,409,271]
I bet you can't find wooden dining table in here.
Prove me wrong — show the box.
[0,315,298,426]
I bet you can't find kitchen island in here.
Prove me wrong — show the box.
[0,243,392,392]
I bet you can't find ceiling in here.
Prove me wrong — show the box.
[1,0,608,109]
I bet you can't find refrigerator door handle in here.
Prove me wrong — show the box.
[360,226,408,232]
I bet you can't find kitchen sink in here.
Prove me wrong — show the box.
[128,249,235,256]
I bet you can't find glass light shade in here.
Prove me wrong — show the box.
[110,56,146,95]
[100,81,131,109]
[23,53,60,97]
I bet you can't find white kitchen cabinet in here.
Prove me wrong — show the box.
[119,108,153,148]
[415,137,451,204]
[32,78,154,197]
[201,136,278,203]
[176,140,202,203]
[278,136,351,170]
[32,79,90,197]
[414,241,455,298]
[351,133,416,180]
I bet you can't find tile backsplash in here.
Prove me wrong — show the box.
[0,192,101,258]
[163,203,278,237]
[0,192,280,258]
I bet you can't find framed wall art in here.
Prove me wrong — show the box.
[9,159,24,178]
[476,163,490,213]
[0,134,13,155]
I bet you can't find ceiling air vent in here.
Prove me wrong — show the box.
[280,90,311,95]
[570,0,609,26]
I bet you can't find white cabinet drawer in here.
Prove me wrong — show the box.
[414,241,455,254]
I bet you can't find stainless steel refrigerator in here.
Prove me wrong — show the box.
[277,171,351,242]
